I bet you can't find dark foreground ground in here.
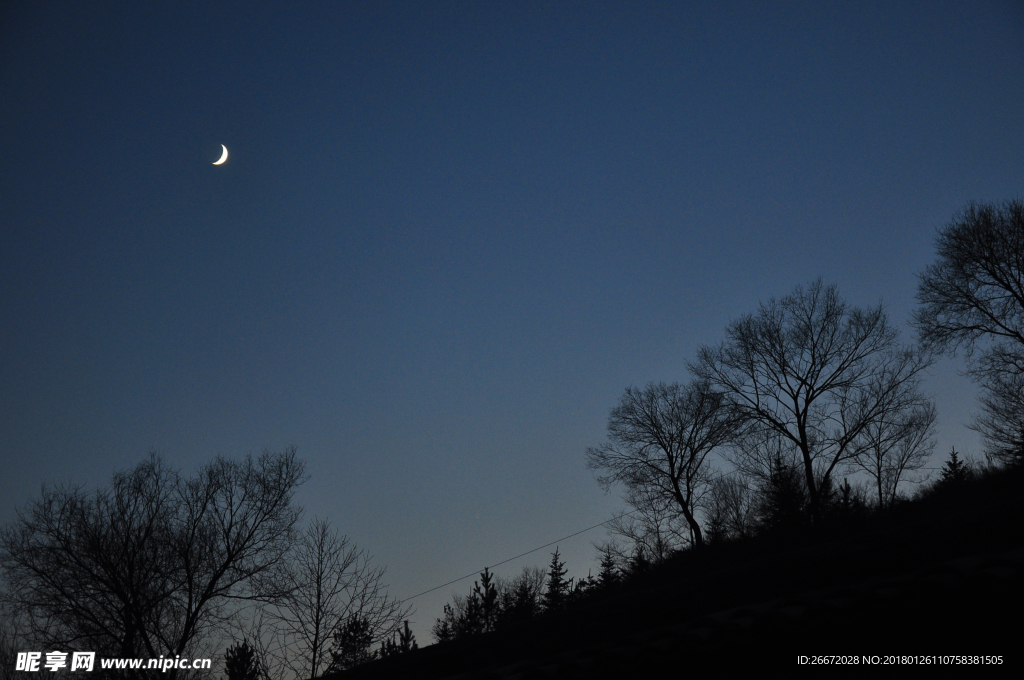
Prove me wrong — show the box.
[327,470,1024,677]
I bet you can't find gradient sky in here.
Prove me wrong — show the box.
[2,1,1023,644]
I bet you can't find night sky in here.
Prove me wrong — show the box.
[2,1,1023,643]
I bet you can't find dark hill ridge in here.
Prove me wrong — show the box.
[328,469,1024,677]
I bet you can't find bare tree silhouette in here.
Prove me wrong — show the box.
[914,199,1024,463]
[0,450,304,679]
[973,371,1024,464]
[851,401,936,508]
[705,475,755,542]
[694,280,933,523]
[494,567,545,630]
[587,380,737,549]
[252,519,408,680]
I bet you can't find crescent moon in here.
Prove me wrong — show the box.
[212,145,228,165]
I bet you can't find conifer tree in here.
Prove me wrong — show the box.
[397,620,417,652]
[380,620,417,658]
[542,548,569,611]
[431,604,456,643]
[494,567,544,630]
[756,455,808,531]
[224,641,260,680]
[627,545,651,576]
[456,591,484,637]
[472,568,498,633]
[939,448,972,486]
[329,614,377,670]
[597,547,619,589]
[568,571,596,603]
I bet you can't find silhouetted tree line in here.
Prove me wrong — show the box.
[0,449,412,680]
[3,199,1021,672]
[431,550,609,644]
[589,199,1024,549]
[430,198,1024,646]
[326,616,417,672]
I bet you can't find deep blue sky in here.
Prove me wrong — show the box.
[2,1,1023,643]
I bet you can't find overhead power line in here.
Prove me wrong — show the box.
[400,509,639,603]
[401,460,961,605]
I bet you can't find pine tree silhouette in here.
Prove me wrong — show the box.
[380,620,417,658]
[939,448,972,486]
[597,547,619,589]
[457,590,485,637]
[330,614,377,670]
[627,545,651,576]
[567,571,596,603]
[826,477,866,521]
[398,620,417,652]
[494,568,543,630]
[431,603,456,643]
[543,547,569,611]
[756,455,808,531]
[472,567,498,633]
[224,640,260,680]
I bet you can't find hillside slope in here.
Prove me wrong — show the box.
[328,469,1024,677]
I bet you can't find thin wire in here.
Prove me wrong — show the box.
[400,462,962,604]
[399,509,639,603]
